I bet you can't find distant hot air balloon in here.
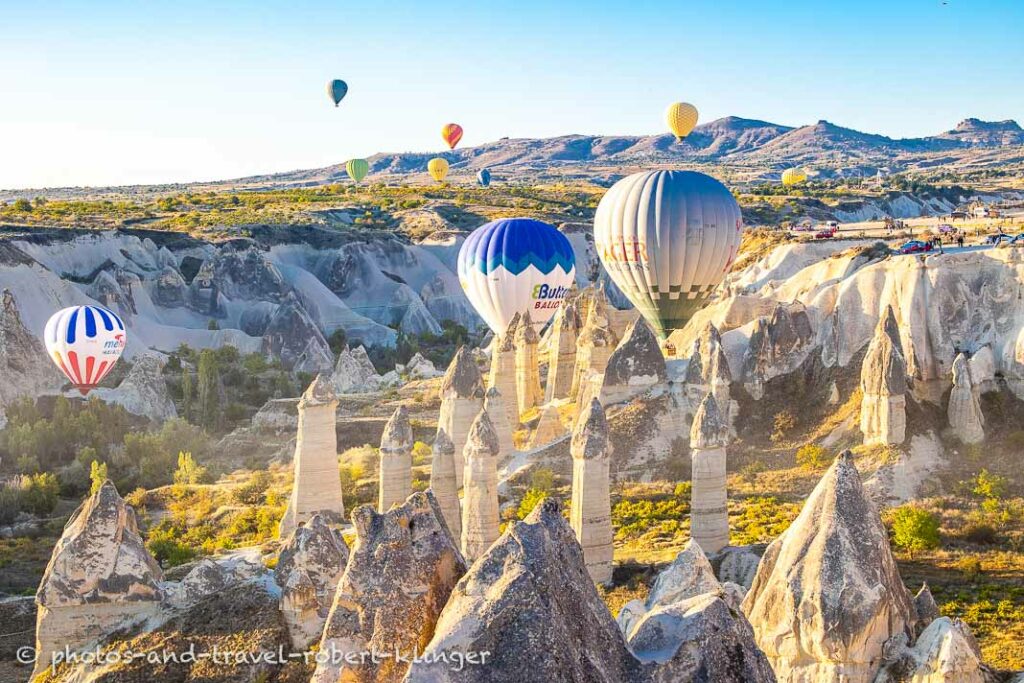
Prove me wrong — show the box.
[458,218,576,334]
[428,157,450,183]
[346,158,369,183]
[665,102,699,142]
[44,305,127,395]
[593,170,742,339]
[328,79,348,107]
[781,168,808,186]
[477,168,491,187]
[441,123,463,149]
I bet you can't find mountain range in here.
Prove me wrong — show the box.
[247,116,1024,188]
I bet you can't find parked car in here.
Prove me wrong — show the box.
[815,226,837,239]
[898,240,934,254]
[937,223,955,234]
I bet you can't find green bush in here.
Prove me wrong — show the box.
[233,470,272,505]
[517,488,547,520]
[771,411,797,443]
[530,468,556,493]
[890,505,941,558]
[795,444,829,470]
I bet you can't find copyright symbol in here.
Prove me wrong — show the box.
[16,646,37,664]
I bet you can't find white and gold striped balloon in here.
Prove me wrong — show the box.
[593,170,742,338]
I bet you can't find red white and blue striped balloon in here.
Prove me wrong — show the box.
[44,305,126,395]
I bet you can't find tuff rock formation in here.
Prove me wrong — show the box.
[378,405,414,512]
[684,323,734,427]
[947,353,985,444]
[741,304,814,400]
[514,311,543,416]
[571,292,618,402]
[430,428,462,541]
[875,618,992,683]
[689,394,730,554]
[263,294,335,373]
[529,403,568,448]
[601,318,667,406]
[488,313,521,425]
[34,481,164,676]
[617,540,723,639]
[402,352,441,379]
[861,306,909,446]
[313,492,466,683]
[570,399,614,585]
[275,514,350,649]
[742,451,914,683]
[406,498,641,683]
[438,346,485,488]
[163,558,229,609]
[91,353,177,422]
[0,288,63,425]
[627,591,777,683]
[279,374,345,537]
[332,345,386,394]
[484,387,516,460]
[914,583,941,636]
[461,411,502,561]
[545,300,580,402]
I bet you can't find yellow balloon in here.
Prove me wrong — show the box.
[428,157,449,183]
[782,168,808,186]
[665,102,699,141]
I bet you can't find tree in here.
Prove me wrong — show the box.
[19,473,59,515]
[890,505,940,558]
[197,349,222,430]
[12,198,32,212]
[181,367,193,422]
[173,451,208,486]
[89,460,109,495]
[795,444,829,471]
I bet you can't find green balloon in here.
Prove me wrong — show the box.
[346,158,369,183]
[328,79,348,107]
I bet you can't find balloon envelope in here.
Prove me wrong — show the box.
[477,169,491,187]
[346,158,369,183]
[44,305,126,394]
[665,102,699,141]
[458,218,576,334]
[782,168,807,186]
[428,157,449,182]
[327,79,348,107]
[441,123,463,149]
[593,170,742,338]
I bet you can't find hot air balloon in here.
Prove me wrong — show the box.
[328,79,348,107]
[477,169,491,187]
[781,168,808,186]
[346,158,369,183]
[44,305,127,395]
[665,102,699,142]
[593,170,742,339]
[428,157,449,183]
[458,218,576,335]
[441,123,463,149]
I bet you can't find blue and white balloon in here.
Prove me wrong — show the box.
[458,218,576,334]
[477,168,491,187]
[44,305,126,395]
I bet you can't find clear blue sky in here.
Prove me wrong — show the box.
[2,0,1022,189]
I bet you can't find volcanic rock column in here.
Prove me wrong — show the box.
[378,405,413,512]
[460,411,501,561]
[515,310,543,417]
[948,353,985,444]
[600,318,667,406]
[484,387,516,458]
[437,345,484,488]
[571,293,619,403]
[488,313,521,422]
[34,482,164,677]
[279,374,344,537]
[570,398,614,585]
[689,393,730,554]
[429,428,461,541]
[545,300,580,402]
[860,305,908,446]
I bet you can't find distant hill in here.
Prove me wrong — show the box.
[6,116,1023,198]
